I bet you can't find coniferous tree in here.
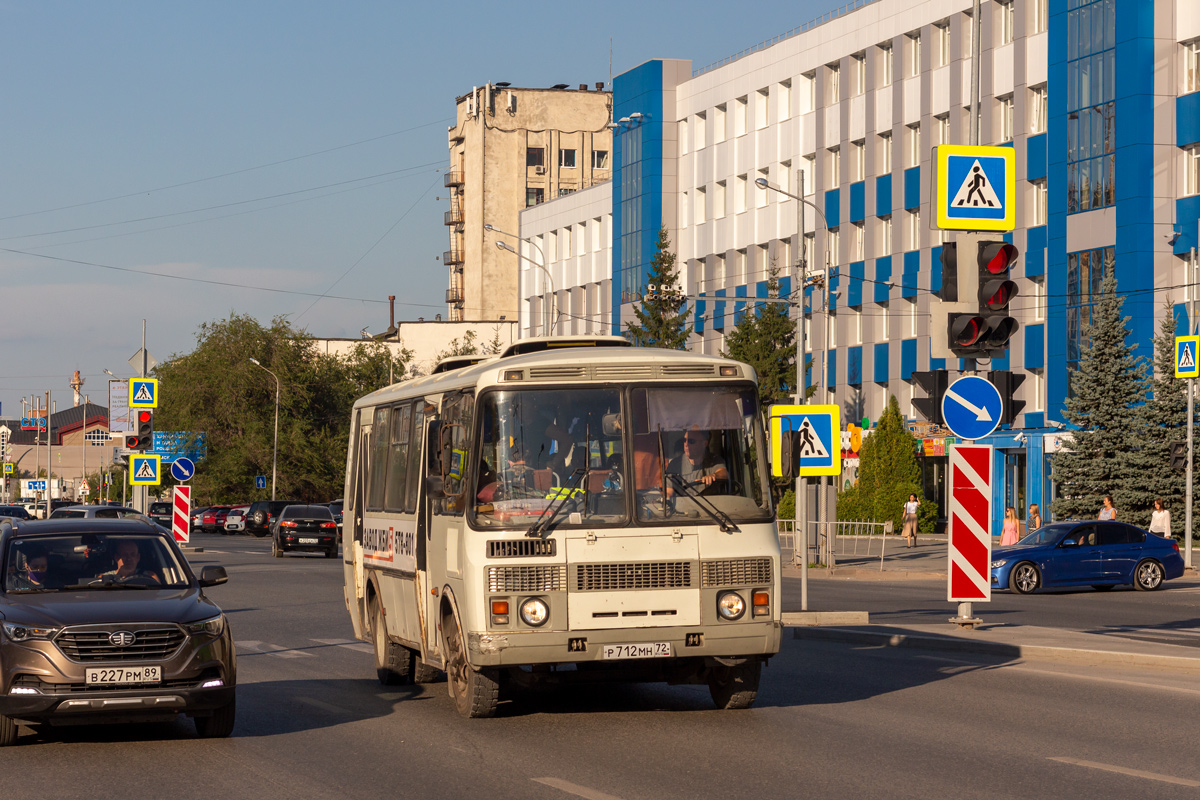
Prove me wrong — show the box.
[723,258,797,410]
[625,227,691,350]
[1131,303,1190,526]
[1050,272,1149,520]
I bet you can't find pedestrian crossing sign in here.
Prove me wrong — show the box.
[129,378,158,408]
[769,404,841,477]
[129,454,161,485]
[934,145,1016,232]
[1175,335,1200,379]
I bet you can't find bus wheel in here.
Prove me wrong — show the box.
[708,658,761,710]
[444,615,499,718]
[412,653,443,684]
[373,605,412,685]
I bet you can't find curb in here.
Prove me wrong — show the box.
[781,611,870,626]
[791,626,1200,675]
[784,567,945,581]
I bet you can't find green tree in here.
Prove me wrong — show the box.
[836,395,932,531]
[153,314,410,506]
[625,227,691,350]
[723,258,802,411]
[1050,272,1149,521]
[435,329,479,362]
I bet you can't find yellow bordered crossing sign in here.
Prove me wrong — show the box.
[129,453,161,486]
[129,378,158,408]
[769,404,841,477]
[1175,335,1199,379]
[934,145,1017,232]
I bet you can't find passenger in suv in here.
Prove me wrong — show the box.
[244,500,295,538]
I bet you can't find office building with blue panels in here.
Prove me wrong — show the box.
[518,0,1200,530]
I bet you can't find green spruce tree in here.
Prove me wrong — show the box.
[723,257,797,410]
[625,226,692,350]
[837,395,930,531]
[1050,272,1149,520]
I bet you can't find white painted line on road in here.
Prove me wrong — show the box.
[1049,757,1200,787]
[297,696,350,715]
[311,638,374,653]
[532,778,625,800]
[1012,666,1200,697]
[235,640,317,658]
[913,655,981,665]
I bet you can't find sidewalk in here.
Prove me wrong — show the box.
[786,619,1200,675]
[784,534,948,580]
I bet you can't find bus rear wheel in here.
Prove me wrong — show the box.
[707,658,761,710]
[373,605,412,685]
[444,614,499,718]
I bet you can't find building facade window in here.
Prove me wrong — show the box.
[828,146,841,187]
[935,22,950,67]
[1033,0,1049,34]
[852,140,865,181]
[997,0,1015,46]
[907,209,921,250]
[879,215,892,256]
[756,88,769,129]
[1030,84,1048,134]
[829,63,841,101]
[879,131,893,172]
[714,104,727,144]
[756,168,769,208]
[906,123,921,167]
[853,53,866,95]
[935,114,950,146]
[559,149,577,168]
[618,125,644,302]
[778,79,792,121]
[908,32,921,77]
[780,159,792,194]
[998,94,1014,142]
[1032,179,1048,224]
[526,187,544,207]
[853,222,865,260]
[679,119,688,155]
[592,150,610,169]
[801,72,816,113]
[1187,39,1200,94]
[1186,145,1200,197]
[558,188,575,197]
[694,111,706,150]
[828,228,840,264]
[880,42,894,86]
[527,147,545,167]
[1066,246,1114,387]
[735,96,748,137]
[714,180,727,219]
[694,186,706,225]
[1066,0,1116,213]
[736,173,748,213]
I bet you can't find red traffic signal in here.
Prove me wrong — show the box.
[124,434,139,449]
[137,410,152,425]
[950,313,987,348]
[980,242,1018,274]
[134,410,154,451]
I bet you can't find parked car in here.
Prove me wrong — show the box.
[0,506,32,521]
[47,505,168,534]
[270,505,339,558]
[22,502,47,520]
[0,517,236,745]
[244,500,296,538]
[148,501,173,528]
[199,505,234,534]
[327,499,343,540]
[991,520,1185,593]
[191,507,209,533]
[223,505,250,534]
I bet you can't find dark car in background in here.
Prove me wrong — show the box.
[148,501,173,528]
[0,518,236,745]
[991,521,1185,593]
[327,499,343,540]
[244,500,296,538]
[270,505,338,558]
[0,506,32,520]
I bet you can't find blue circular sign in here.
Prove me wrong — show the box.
[171,457,196,482]
[941,376,1004,441]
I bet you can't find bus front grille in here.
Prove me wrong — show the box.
[573,561,694,591]
[700,558,774,587]
[486,565,567,592]
[487,539,557,558]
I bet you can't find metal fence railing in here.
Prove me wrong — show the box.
[778,518,896,570]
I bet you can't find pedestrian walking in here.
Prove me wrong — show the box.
[1000,506,1020,546]
[1026,503,1042,533]
[1149,498,1172,539]
[1098,494,1117,520]
[902,493,920,548]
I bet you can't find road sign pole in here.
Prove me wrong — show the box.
[1190,246,1197,569]
[796,168,807,611]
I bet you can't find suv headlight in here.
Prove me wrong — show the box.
[2,622,59,642]
[186,615,225,638]
[990,560,1008,569]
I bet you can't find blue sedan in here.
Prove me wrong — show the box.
[990,520,1184,593]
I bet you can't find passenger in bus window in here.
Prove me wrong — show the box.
[668,428,729,489]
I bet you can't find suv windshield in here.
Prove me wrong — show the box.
[4,534,190,592]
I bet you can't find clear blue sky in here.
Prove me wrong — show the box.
[0,0,835,418]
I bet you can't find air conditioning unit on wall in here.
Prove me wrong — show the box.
[535,166,546,175]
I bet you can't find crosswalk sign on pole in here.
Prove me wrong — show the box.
[769,404,841,477]
[129,378,159,408]
[1175,336,1199,379]
[129,454,161,486]
[934,145,1016,232]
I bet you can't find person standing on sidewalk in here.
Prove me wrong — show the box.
[902,493,920,548]
[1026,503,1042,533]
[1000,506,1020,546]
[1098,495,1117,520]
[1149,498,1171,539]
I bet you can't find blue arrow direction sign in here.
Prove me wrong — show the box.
[941,376,1004,441]
[171,457,195,482]
[255,475,267,490]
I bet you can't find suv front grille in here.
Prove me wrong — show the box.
[573,561,693,591]
[55,626,186,663]
[701,558,773,587]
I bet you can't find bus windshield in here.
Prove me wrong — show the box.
[471,384,771,530]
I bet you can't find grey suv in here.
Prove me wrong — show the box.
[244,500,295,538]
[0,518,236,745]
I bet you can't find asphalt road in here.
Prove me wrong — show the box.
[5,532,1200,799]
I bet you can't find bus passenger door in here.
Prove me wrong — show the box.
[343,412,370,640]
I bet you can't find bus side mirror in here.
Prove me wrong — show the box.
[777,430,798,481]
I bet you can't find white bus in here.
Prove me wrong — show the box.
[342,337,781,717]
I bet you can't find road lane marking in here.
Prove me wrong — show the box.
[1011,666,1200,697]
[297,697,350,714]
[311,638,374,653]
[235,640,317,658]
[1049,757,1200,787]
[532,778,625,800]
[913,655,982,665]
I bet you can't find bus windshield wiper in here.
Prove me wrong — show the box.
[666,474,741,534]
[526,468,586,539]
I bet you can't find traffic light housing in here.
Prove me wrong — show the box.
[134,410,153,451]
[931,234,1021,362]
[911,370,949,426]
[1170,440,1188,472]
[990,370,1026,427]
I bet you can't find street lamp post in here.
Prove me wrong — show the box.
[485,223,555,336]
[756,172,831,610]
[248,358,280,502]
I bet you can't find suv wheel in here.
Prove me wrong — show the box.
[0,712,17,746]
[194,697,236,738]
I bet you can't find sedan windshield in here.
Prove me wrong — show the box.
[1015,523,1072,547]
[4,534,190,592]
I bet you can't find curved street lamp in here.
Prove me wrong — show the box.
[248,358,280,502]
[485,223,555,335]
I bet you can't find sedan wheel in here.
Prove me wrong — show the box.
[1134,559,1164,591]
[1009,562,1041,594]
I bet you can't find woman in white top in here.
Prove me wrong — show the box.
[902,494,921,548]
[1098,495,1116,521]
[1149,498,1171,539]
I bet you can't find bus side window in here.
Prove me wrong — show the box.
[367,406,391,511]
[404,403,425,513]
[384,403,412,512]
[439,392,475,512]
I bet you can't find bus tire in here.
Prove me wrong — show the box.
[373,605,412,685]
[708,658,761,710]
[444,614,499,718]
[412,653,442,683]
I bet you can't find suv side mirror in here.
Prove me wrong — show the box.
[199,565,228,587]
[1060,538,1077,547]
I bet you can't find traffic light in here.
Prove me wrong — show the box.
[911,370,949,426]
[949,241,1020,359]
[134,409,154,451]
[1170,440,1188,472]
[990,370,1026,426]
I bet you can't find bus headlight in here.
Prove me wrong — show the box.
[519,598,549,627]
[716,592,745,621]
